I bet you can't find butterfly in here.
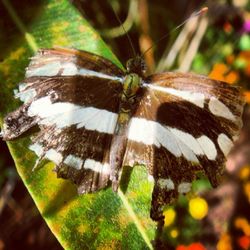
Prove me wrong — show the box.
[1,47,244,221]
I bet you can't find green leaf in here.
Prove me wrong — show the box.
[239,34,250,50]
[0,0,155,249]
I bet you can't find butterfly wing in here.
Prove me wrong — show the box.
[25,47,124,79]
[2,48,124,193]
[123,72,244,220]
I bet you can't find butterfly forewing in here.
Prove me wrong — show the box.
[26,48,124,79]
[123,72,244,220]
[3,48,125,193]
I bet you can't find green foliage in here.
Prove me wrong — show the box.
[239,34,250,50]
[0,0,155,249]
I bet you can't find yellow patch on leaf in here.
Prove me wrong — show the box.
[79,25,86,32]
[117,210,131,227]
[49,22,70,45]
[77,223,89,234]
[96,240,121,250]
[0,64,10,77]
[9,47,26,61]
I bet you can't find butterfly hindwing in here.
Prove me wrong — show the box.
[30,124,113,193]
[123,72,244,220]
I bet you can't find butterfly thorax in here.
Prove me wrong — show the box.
[117,73,141,128]
[114,56,146,133]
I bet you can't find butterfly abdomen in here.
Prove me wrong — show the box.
[109,73,142,190]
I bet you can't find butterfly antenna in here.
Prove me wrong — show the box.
[142,7,208,57]
[111,4,137,58]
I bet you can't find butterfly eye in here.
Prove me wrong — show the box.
[126,58,133,72]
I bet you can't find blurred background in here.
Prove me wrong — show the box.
[0,0,250,249]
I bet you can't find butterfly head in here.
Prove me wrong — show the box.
[126,56,147,78]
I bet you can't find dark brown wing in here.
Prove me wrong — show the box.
[25,47,124,78]
[2,48,124,193]
[123,72,244,220]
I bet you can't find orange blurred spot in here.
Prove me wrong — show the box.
[226,55,235,65]
[235,217,250,236]
[0,239,5,250]
[209,63,229,82]
[176,243,205,250]
[224,22,232,33]
[208,63,239,84]
[238,235,250,250]
[188,242,206,250]
[244,91,250,103]
[224,71,239,84]
[215,63,228,74]
[239,166,250,180]
[244,182,250,203]
[244,64,250,76]
[239,51,250,60]
[176,246,188,250]
[217,233,232,250]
